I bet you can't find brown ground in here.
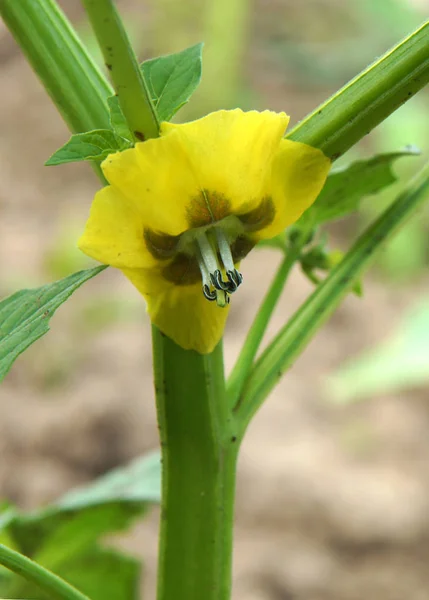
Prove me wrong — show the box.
[1,2,429,599]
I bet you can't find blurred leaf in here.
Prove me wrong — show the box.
[8,505,142,600]
[107,96,133,141]
[13,550,139,600]
[45,130,130,166]
[0,453,160,599]
[6,452,160,556]
[56,548,140,600]
[299,147,420,227]
[0,267,107,382]
[141,43,203,122]
[56,451,161,511]
[328,302,429,403]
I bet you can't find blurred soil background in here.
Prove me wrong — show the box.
[1,0,429,598]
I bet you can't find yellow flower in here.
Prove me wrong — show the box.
[79,109,330,353]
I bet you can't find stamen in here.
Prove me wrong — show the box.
[211,269,229,291]
[196,247,216,301]
[203,285,217,301]
[195,230,242,306]
[215,229,235,272]
[216,229,243,293]
[196,234,219,275]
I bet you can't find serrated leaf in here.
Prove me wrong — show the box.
[45,130,130,166]
[107,96,133,141]
[0,266,107,382]
[300,148,420,227]
[141,43,203,122]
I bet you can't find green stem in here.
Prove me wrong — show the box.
[238,161,429,429]
[0,0,111,183]
[152,327,239,600]
[0,544,90,600]
[227,245,300,409]
[81,0,159,141]
[0,0,112,134]
[288,20,429,159]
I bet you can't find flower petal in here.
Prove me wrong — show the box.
[101,133,199,236]
[161,109,289,217]
[122,267,230,354]
[256,139,331,239]
[100,110,289,236]
[78,186,157,268]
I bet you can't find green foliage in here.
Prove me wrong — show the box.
[300,148,420,227]
[0,266,106,382]
[45,44,204,166]
[239,161,429,429]
[261,150,420,255]
[141,43,203,122]
[107,95,133,141]
[56,451,161,510]
[328,302,429,403]
[0,453,161,599]
[45,130,131,166]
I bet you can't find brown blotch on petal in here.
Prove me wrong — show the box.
[231,236,255,263]
[239,196,275,232]
[162,253,201,286]
[186,189,231,228]
[144,228,180,260]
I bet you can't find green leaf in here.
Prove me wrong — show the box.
[237,160,429,431]
[9,549,140,600]
[107,96,133,141]
[56,451,161,511]
[0,453,160,599]
[301,148,420,227]
[45,130,130,166]
[2,453,160,557]
[328,302,429,403]
[141,43,203,122]
[55,547,140,600]
[0,266,107,382]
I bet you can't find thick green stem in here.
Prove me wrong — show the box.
[81,0,159,141]
[0,0,112,134]
[0,544,90,600]
[0,0,111,183]
[152,327,239,600]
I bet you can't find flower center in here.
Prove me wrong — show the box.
[195,228,243,308]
